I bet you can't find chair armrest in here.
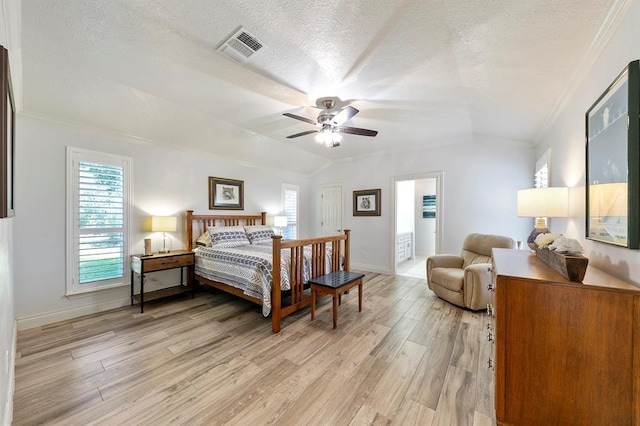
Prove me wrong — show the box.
[426,255,464,270]
[463,263,493,309]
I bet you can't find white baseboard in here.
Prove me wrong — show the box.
[16,297,130,331]
[3,321,16,426]
[350,262,392,275]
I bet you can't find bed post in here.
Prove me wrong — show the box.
[186,210,194,251]
[271,235,283,333]
[260,211,267,225]
[344,229,351,271]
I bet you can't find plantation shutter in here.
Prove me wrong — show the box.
[78,161,125,283]
[535,149,550,188]
[283,185,299,239]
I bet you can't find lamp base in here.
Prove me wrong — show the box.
[157,233,172,254]
[527,226,549,251]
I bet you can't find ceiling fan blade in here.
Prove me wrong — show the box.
[335,126,378,137]
[283,112,317,125]
[331,106,359,125]
[286,130,319,139]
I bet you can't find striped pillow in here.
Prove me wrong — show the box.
[207,226,250,248]
[244,225,275,245]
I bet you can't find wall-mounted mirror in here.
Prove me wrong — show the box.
[586,60,639,248]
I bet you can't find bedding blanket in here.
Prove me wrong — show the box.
[195,245,336,316]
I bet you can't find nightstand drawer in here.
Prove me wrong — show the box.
[142,254,193,272]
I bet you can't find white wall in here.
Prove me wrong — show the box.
[415,179,436,256]
[538,0,640,285]
[396,180,414,233]
[311,138,534,274]
[13,115,310,326]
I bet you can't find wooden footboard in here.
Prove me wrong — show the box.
[185,210,351,333]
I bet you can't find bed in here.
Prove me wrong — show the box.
[185,210,352,333]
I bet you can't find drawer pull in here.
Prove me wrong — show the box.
[487,331,494,343]
[487,282,494,291]
[161,260,180,265]
[487,358,494,370]
[487,304,494,316]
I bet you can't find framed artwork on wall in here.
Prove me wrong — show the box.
[585,59,639,248]
[353,188,381,216]
[422,195,436,218]
[0,45,15,218]
[209,176,244,210]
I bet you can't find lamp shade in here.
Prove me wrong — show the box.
[517,187,569,218]
[274,216,288,227]
[151,216,177,232]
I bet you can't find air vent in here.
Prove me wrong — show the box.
[217,27,264,63]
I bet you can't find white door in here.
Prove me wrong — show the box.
[321,185,343,235]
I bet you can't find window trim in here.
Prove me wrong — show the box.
[66,147,132,295]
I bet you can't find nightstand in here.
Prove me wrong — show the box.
[130,250,195,313]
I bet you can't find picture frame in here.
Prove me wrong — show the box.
[0,45,15,218]
[585,59,639,248]
[209,176,244,210]
[353,188,381,216]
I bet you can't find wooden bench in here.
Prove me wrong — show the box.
[309,271,365,329]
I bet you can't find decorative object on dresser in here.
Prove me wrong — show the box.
[185,210,353,333]
[516,186,568,250]
[353,188,381,216]
[130,250,195,313]
[426,233,515,310]
[151,215,177,253]
[490,248,640,425]
[0,45,15,218]
[533,233,588,281]
[586,59,639,249]
[209,176,244,210]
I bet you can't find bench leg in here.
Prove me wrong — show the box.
[311,289,316,321]
[358,282,362,312]
[332,295,338,329]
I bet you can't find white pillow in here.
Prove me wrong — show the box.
[207,226,250,248]
[195,231,212,247]
[244,225,275,245]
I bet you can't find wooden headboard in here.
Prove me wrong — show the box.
[185,210,267,251]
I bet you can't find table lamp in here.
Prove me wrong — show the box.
[151,216,177,253]
[517,187,568,250]
[274,216,288,236]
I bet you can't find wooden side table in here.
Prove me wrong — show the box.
[130,250,195,313]
[309,271,365,329]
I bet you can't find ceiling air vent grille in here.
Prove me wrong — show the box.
[218,28,264,63]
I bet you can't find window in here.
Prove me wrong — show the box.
[282,184,299,239]
[66,147,131,294]
[535,148,550,188]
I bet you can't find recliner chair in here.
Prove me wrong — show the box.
[426,233,515,310]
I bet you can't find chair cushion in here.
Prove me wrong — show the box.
[429,267,465,292]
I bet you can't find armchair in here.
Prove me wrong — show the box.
[426,233,515,310]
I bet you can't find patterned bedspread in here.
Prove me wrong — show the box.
[195,245,336,316]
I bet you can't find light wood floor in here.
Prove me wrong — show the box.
[12,273,495,425]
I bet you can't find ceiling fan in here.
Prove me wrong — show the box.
[283,98,378,147]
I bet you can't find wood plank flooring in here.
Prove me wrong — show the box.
[12,273,495,425]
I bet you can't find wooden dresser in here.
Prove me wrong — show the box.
[489,248,640,425]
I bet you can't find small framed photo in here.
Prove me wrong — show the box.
[209,176,244,210]
[353,189,381,216]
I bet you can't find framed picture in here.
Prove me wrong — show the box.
[422,195,436,218]
[0,45,14,218]
[209,176,244,210]
[353,189,381,216]
[585,60,639,248]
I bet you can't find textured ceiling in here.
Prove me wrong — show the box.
[20,0,623,173]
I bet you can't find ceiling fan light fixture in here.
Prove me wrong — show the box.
[315,128,341,148]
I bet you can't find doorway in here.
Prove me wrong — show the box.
[393,172,443,278]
